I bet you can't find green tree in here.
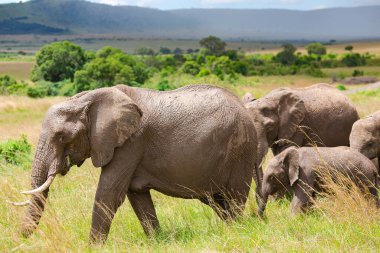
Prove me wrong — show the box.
[275,43,297,65]
[135,47,155,56]
[74,46,150,92]
[199,36,226,56]
[159,47,171,54]
[306,43,327,56]
[345,45,354,52]
[32,41,86,82]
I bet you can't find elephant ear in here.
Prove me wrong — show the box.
[281,147,300,186]
[277,91,306,140]
[81,87,143,167]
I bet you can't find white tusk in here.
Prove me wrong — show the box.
[6,200,31,206]
[21,175,55,195]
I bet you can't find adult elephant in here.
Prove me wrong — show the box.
[244,83,359,172]
[9,85,259,244]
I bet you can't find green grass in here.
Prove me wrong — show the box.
[1,163,379,252]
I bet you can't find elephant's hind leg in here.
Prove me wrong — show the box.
[127,191,160,236]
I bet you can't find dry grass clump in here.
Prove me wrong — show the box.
[313,166,379,225]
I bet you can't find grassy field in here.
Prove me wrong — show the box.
[1,75,380,252]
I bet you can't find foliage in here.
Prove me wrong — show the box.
[159,47,171,54]
[17,40,380,98]
[306,43,327,56]
[74,46,151,92]
[342,53,366,67]
[32,41,86,82]
[181,61,201,76]
[0,135,32,166]
[135,47,155,56]
[345,45,354,51]
[27,85,48,98]
[199,36,226,56]
[157,79,175,91]
[336,84,347,91]
[352,69,364,77]
[275,43,297,65]
[0,75,28,95]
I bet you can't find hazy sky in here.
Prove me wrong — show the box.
[0,0,379,10]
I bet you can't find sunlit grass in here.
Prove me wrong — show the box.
[0,76,379,252]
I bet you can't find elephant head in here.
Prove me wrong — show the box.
[259,147,299,215]
[241,92,256,104]
[9,87,143,237]
[246,89,306,166]
[350,113,380,160]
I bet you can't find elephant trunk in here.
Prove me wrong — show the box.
[258,189,268,217]
[21,137,54,237]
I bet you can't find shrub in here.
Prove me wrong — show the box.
[27,85,48,98]
[352,69,364,77]
[197,68,211,77]
[181,61,200,76]
[342,53,366,67]
[0,75,28,95]
[0,135,32,166]
[157,79,175,91]
[336,84,347,91]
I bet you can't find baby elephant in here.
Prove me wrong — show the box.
[259,147,379,215]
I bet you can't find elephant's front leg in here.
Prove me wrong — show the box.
[90,165,136,243]
[90,182,128,243]
[127,191,160,236]
[290,182,312,215]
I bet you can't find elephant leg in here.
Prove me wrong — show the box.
[127,191,160,236]
[90,184,127,243]
[89,158,137,243]
[200,193,230,220]
[291,183,312,215]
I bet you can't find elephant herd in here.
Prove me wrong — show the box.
[8,83,380,244]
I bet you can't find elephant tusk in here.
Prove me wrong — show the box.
[6,200,31,206]
[20,175,55,195]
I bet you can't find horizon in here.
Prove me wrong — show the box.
[0,0,380,10]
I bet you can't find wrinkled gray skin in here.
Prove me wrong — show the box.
[260,146,379,215]
[244,84,359,197]
[19,84,258,243]
[350,111,380,174]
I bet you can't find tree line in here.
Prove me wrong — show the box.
[1,36,379,98]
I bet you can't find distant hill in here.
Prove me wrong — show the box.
[0,0,380,40]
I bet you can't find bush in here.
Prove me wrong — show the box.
[336,84,347,91]
[352,69,364,77]
[342,53,366,67]
[27,85,48,98]
[181,61,200,76]
[0,135,32,166]
[0,75,28,95]
[157,79,175,91]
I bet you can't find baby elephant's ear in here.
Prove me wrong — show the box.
[282,147,300,186]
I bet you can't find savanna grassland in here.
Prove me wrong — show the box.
[1,41,380,252]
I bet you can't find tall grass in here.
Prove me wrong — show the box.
[0,81,380,252]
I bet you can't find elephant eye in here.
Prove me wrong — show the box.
[56,132,66,143]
